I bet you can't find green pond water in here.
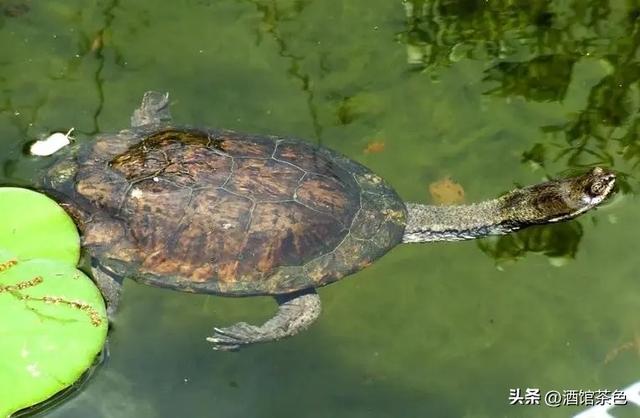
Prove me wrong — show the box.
[1,0,640,417]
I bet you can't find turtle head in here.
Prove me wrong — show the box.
[569,166,616,208]
[513,167,616,224]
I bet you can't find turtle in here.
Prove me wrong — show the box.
[39,91,616,351]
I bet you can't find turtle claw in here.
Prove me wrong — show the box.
[206,334,240,351]
[209,341,241,352]
[207,323,261,351]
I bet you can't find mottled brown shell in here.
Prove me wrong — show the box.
[45,128,406,295]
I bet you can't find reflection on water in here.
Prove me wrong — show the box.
[478,221,583,266]
[484,55,576,102]
[1,0,638,417]
[244,0,324,143]
[400,0,640,190]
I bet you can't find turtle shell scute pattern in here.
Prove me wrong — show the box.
[46,128,406,295]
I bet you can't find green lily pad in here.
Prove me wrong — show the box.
[0,188,80,264]
[0,188,107,417]
[0,253,108,417]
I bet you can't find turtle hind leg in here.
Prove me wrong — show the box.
[207,288,321,351]
[130,91,172,127]
[91,265,123,321]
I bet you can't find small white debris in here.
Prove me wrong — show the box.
[30,128,74,156]
[548,257,569,268]
[222,223,233,230]
[131,188,143,199]
[152,177,159,182]
[26,363,41,377]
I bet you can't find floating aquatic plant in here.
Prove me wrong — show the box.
[0,188,107,418]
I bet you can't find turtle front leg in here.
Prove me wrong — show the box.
[91,265,123,321]
[131,91,172,127]
[207,289,321,351]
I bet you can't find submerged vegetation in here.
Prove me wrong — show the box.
[400,0,640,188]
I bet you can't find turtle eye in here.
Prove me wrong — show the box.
[588,180,606,197]
[586,172,615,197]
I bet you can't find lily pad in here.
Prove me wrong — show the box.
[0,188,107,417]
[0,187,80,264]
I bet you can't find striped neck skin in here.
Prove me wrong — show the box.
[402,200,519,243]
[401,167,616,243]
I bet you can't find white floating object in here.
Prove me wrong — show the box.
[30,128,74,156]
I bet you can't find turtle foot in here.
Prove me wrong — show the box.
[131,91,172,127]
[206,290,321,351]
